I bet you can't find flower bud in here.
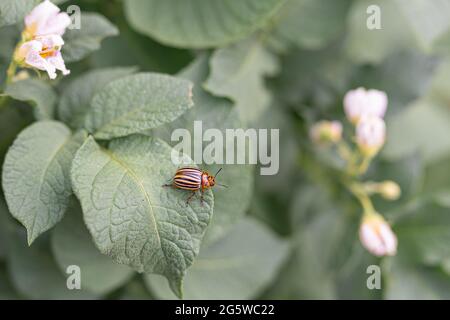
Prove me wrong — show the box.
[355,116,386,157]
[310,120,342,145]
[379,180,401,200]
[359,213,397,257]
[344,87,388,124]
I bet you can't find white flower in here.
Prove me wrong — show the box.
[310,120,343,144]
[359,214,397,257]
[344,87,388,124]
[16,35,70,80]
[24,0,71,38]
[355,116,386,157]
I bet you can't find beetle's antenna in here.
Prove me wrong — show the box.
[217,183,228,188]
[214,168,223,177]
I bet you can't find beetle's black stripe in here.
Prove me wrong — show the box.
[175,178,201,186]
[175,176,200,183]
[175,178,198,186]
[177,168,201,174]
[174,180,200,190]
[176,169,201,179]
[175,174,199,181]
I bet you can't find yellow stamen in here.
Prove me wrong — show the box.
[39,47,57,58]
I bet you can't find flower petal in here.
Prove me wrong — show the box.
[16,40,43,61]
[37,34,65,48]
[360,223,385,257]
[379,223,397,256]
[39,12,71,36]
[25,50,57,79]
[25,0,60,34]
[47,51,70,76]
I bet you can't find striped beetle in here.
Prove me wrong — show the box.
[163,167,226,204]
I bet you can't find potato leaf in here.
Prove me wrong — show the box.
[70,135,213,297]
[84,73,193,139]
[2,121,86,244]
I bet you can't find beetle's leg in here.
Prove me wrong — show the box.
[200,188,204,206]
[185,191,196,205]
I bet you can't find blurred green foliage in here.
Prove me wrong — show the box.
[1,0,450,300]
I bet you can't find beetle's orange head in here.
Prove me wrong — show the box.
[208,175,215,187]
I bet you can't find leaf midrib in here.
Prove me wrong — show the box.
[104,149,162,251]
[27,133,71,241]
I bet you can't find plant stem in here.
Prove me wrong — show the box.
[347,182,376,215]
[357,155,372,175]
[6,60,17,84]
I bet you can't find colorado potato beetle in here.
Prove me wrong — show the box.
[163,167,226,204]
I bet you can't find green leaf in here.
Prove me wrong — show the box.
[0,199,15,260]
[383,257,450,299]
[249,107,300,236]
[119,277,154,300]
[432,29,450,55]
[58,67,137,129]
[124,0,285,48]
[5,79,57,120]
[89,25,192,74]
[204,38,279,124]
[335,245,382,299]
[273,46,354,107]
[2,121,86,244]
[51,202,134,295]
[394,0,450,52]
[393,201,450,266]
[428,59,450,108]
[153,55,254,244]
[7,230,97,299]
[345,0,417,64]
[0,101,34,165]
[0,0,39,27]
[62,12,119,63]
[145,217,289,299]
[265,207,354,299]
[354,50,438,117]
[383,99,450,163]
[70,135,214,298]
[423,155,450,206]
[269,0,351,51]
[369,154,423,216]
[0,25,18,61]
[0,265,20,299]
[84,72,193,140]
[289,185,335,230]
